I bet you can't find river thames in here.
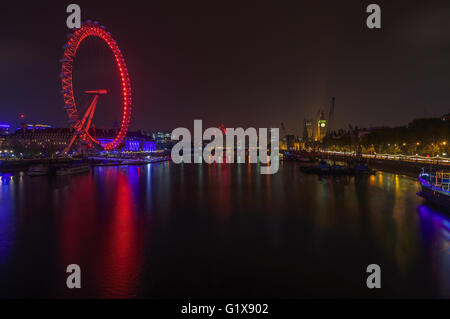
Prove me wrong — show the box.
[0,162,448,298]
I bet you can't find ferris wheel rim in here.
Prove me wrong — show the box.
[60,21,132,151]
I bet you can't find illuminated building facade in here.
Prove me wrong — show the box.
[5,126,156,154]
[20,123,53,131]
[98,130,156,152]
[6,127,75,154]
[442,113,450,121]
[0,124,10,149]
[152,131,172,144]
[0,124,11,135]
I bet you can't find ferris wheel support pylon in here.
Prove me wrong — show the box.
[63,90,105,153]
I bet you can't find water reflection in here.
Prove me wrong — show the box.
[0,173,15,264]
[59,169,145,298]
[0,163,449,298]
[417,204,450,296]
[98,170,144,298]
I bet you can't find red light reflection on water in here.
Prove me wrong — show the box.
[59,170,145,298]
[98,171,144,298]
[59,174,97,265]
[218,164,231,218]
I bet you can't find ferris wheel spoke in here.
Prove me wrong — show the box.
[84,95,99,133]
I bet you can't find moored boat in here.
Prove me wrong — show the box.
[27,165,49,176]
[418,168,450,210]
[351,162,371,174]
[56,164,90,176]
[317,159,331,172]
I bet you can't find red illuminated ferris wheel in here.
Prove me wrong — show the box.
[60,21,132,152]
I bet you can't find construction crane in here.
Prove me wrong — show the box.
[327,97,335,135]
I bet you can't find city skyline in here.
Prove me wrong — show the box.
[1,1,450,135]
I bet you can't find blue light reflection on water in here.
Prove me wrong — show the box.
[0,173,15,264]
[417,204,450,296]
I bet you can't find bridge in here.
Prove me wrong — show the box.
[319,150,450,176]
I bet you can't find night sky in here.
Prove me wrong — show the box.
[1,0,450,135]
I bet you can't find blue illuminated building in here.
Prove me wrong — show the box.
[98,138,156,152]
[0,124,10,135]
[0,124,10,150]
[15,123,53,132]
[97,131,156,152]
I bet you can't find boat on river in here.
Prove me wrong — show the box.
[27,165,49,176]
[56,163,90,176]
[418,168,450,210]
